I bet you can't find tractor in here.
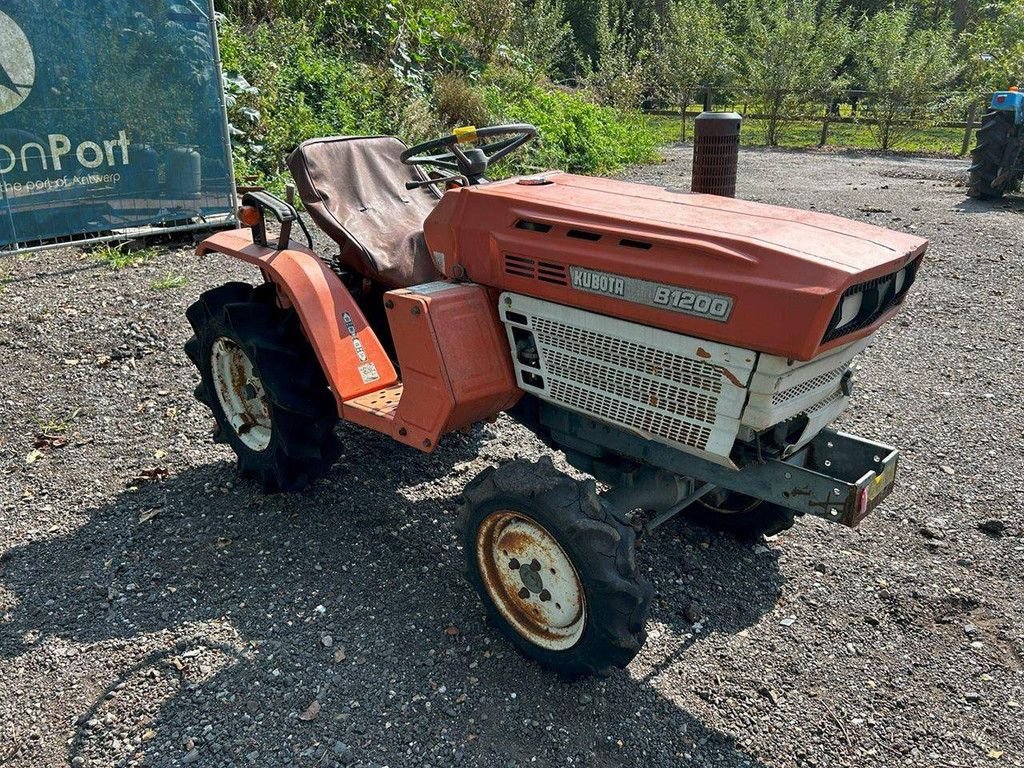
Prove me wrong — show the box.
[185,125,926,675]
[968,88,1024,199]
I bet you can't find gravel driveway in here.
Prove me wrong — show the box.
[1,145,1022,768]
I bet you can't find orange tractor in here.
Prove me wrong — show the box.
[186,125,926,674]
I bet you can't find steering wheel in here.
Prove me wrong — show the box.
[400,124,537,184]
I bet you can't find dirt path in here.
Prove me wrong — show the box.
[1,146,1022,768]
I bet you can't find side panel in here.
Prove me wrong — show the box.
[381,282,520,451]
[197,229,398,407]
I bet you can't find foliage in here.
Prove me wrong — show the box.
[485,77,658,173]
[585,0,653,109]
[92,243,159,271]
[150,273,188,291]
[652,0,733,139]
[855,8,962,150]
[964,0,1024,90]
[732,0,852,146]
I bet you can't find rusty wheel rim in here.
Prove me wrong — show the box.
[210,337,272,452]
[476,510,586,651]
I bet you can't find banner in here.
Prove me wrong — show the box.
[0,0,235,251]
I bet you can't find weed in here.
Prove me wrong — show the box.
[150,273,188,290]
[36,407,82,435]
[93,243,159,270]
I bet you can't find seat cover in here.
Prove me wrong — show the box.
[288,136,440,288]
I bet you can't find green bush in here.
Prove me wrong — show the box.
[484,80,658,175]
[217,15,658,189]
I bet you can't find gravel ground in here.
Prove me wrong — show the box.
[1,145,1022,768]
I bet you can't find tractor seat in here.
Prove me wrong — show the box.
[288,136,441,289]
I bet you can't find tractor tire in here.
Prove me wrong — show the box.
[457,457,652,676]
[686,491,797,540]
[184,281,340,493]
[968,110,1016,199]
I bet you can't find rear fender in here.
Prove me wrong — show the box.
[990,90,1024,123]
[197,229,398,409]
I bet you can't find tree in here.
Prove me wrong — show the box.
[732,0,852,146]
[512,0,578,79]
[855,8,962,150]
[652,0,732,139]
[964,0,1024,90]
[585,0,651,109]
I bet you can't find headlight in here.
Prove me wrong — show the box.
[834,291,863,329]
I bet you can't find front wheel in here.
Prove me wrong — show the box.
[457,457,652,676]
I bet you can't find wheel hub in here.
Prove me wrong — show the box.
[210,337,272,452]
[476,510,586,651]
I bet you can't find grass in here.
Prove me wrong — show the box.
[150,273,188,291]
[36,407,82,435]
[646,114,965,155]
[0,270,9,293]
[93,242,160,270]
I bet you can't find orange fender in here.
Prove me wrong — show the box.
[197,228,398,410]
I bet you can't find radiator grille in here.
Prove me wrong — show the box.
[532,317,723,394]
[772,363,849,406]
[549,380,714,450]
[530,315,726,451]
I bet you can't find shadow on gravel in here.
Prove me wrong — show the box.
[952,195,1024,214]
[0,426,781,767]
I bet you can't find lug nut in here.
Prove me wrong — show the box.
[518,587,530,599]
[539,589,551,602]
[508,558,520,570]
[530,559,541,572]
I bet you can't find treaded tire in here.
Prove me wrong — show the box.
[457,456,652,676]
[686,492,797,540]
[968,110,1015,199]
[184,281,340,493]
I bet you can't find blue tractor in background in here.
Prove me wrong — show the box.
[969,88,1024,198]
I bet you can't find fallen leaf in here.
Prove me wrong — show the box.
[95,354,112,368]
[141,729,156,741]
[128,466,169,487]
[139,508,160,523]
[25,449,44,465]
[170,657,185,671]
[33,433,67,451]
[298,699,321,722]
[334,646,347,663]
[444,625,460,637]
[455,694,467,704]
[154,449,167,460]
[988,750,1004,760]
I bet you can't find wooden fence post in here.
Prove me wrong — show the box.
[960,101,979,156]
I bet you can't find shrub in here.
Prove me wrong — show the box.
[485,78,658,174]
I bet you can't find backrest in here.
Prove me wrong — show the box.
[288,136,440,288]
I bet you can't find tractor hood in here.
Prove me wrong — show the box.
[423,172,927,361]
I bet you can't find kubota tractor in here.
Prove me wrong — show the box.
[968,87,1024,198]
[186,125,926,674]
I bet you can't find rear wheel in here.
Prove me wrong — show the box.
[968,110,1017,199]
[457,457,652,676]
[185,282,340,492]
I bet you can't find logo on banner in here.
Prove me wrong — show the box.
[0,12,34,116]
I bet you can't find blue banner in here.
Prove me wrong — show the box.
[0,0,234,250]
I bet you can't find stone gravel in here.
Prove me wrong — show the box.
[1,144,1022,767]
